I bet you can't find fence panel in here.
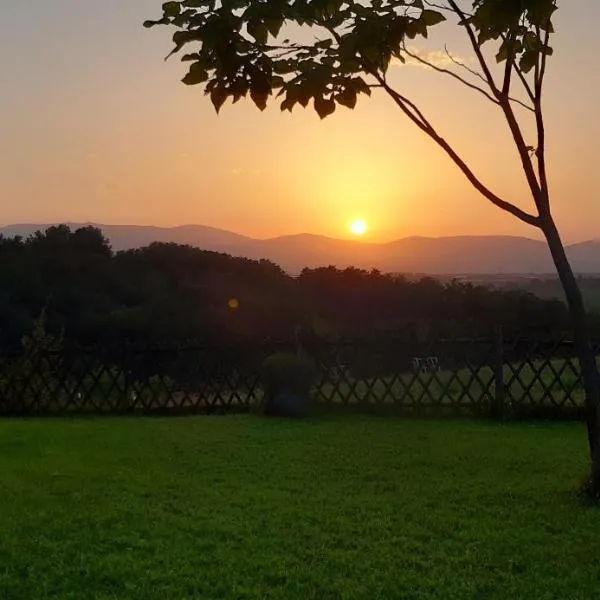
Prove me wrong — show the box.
[0,334,590,418]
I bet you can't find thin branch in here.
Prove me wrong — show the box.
[423,0,468,16]
[534,27,542,94]
[497,94,545,207]
[371,71,540,228]
[535,107,549,210]
[534,26,552,211]
[444,45,488,86]
[537,26,551,95]
[445,0,501,97]
[444,1,543,205]
[499,32,536,104]
[501,35,514,96]
[402,45,499,104]
[384,84,436,133]
[512,59,536,104]
[401,45,534,113]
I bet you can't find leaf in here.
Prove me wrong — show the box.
[349,77,371,96]
[296,85,313,108]
[519,50,538,74]
[495,39,517,63]
[221,0,246,9]
[326,0,344,14]
[419,9,446,27]
[280,87,299,112]
[143,17,170,28]
[182,63,209,85]
[250,91,269,110]
[273,61,292,75]
[181,52,201,62]
[264,17,284,38]
[406,20,428,39]
[210,87,229,113]
[336,87,357,109]
[230,79,249,103]
[182,0,211,6]
[162,1,181,17]
[361,44,381,67]
[271,75,285,88]
[314,95,336,119]
[247,21,269,45]
[250,87,269,110]
[523,31,541,52]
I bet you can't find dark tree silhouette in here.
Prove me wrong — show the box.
[0,225,567,350]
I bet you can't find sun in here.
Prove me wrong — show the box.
[349,219,368,237]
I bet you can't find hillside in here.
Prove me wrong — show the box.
[2,222,599,274]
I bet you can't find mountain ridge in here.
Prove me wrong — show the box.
[2,222,599,275]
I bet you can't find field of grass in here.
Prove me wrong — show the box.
[1,416,600,599]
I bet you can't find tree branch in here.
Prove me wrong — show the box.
[372,72,540,228]
[497,94,545,208]
[444,44,488,86]
[537,27,551,94]
[443,1,543,208]
[512,61,536,104]
[423,0,468,16]
[534,26,552,212]
[445,0,501,97]
[498,32,536,104]
[401,45,534,113]
[402,45,499,104]
[501,36,514,96]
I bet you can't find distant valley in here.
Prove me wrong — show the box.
[2,222,600,276]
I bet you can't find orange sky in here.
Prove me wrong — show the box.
[0,1,599,243]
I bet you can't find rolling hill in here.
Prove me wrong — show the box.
[2,222,599,275]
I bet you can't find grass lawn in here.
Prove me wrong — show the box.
[1,416,599,599]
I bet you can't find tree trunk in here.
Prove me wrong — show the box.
[541,214,600,494]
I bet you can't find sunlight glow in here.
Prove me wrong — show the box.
[349,219,368,237]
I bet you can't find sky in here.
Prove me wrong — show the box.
[0,1,598,243]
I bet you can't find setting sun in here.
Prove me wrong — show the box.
[349,219,368,237]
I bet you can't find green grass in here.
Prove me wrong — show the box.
[1,416,599,599]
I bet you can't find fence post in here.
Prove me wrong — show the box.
[493,325,506,419]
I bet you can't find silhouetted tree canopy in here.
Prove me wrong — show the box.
[0,225,571,354]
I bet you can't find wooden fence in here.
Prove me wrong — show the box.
[0,333,593,419]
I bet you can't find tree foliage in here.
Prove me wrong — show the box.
[144,0,556,118]
[0,226,570,354]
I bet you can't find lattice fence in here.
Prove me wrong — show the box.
[0,334,594,418]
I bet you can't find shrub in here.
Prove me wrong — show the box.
[0,311,64,415]
[260,353,317,418]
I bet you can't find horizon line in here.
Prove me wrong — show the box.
[0,220,586,245]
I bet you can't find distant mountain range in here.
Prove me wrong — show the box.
[2,222,600,275]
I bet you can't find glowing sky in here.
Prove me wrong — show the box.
[0,1,598,242]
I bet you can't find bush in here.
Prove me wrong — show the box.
[260,353,317,418]
[0,311,64,415]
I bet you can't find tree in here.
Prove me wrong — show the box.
[146,0,600,496]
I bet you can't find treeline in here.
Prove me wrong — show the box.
[496,277,600,313]
[0,225,571,353]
